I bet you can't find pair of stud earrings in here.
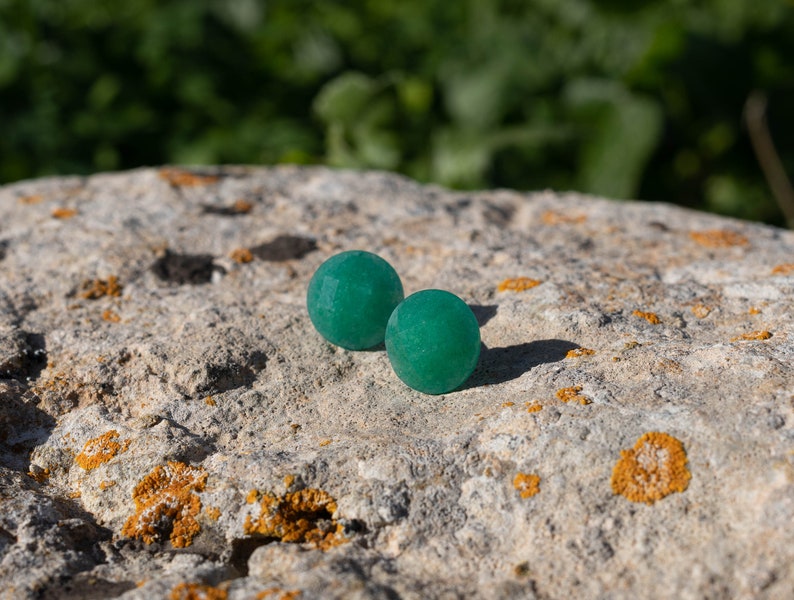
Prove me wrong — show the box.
[306,251,481,394]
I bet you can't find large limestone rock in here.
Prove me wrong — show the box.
[0,166,792,599]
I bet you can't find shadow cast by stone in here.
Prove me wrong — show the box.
[465,339,579,389]
[469,304,498,327]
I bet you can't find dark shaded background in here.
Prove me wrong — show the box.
[1,0,792,225]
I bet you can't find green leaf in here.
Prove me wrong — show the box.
[313,71,378,128]
[564,78,663,199]
[431,128,493,188]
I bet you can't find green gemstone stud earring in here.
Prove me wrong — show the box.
[385,289,481,394]
[307,250,404,350]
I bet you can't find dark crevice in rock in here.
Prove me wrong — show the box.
[22,332,48,380]
[200,201,253,216]
[200,349,268,395]
[0,330,47,381]
[229,536,274,576]
[0,380,56,471]
[250,235,317,261]
[483,201,516,226]
[151,250,225,285]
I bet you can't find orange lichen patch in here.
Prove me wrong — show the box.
[633,310,661,325]
[319,439,332,447]
[205,506,221,521]
[513,473,541,499]
[243,488,346,550]
[541,210,586,225]
[159,168,220,187]
[283,474,296,489]
[230,247,254,263]
[689,229,749,248]
[80,275,123,299]
[748,307,761,315]
[771,263,794,275]
[257,590,302,600]
[27,467,50,483]
[691,304,711,319]
[205,396,217,407]
[169,582,227,600]
[657,358,682,373]
[611,432,691,504]
[69,491,82,499]
[731,330,773,342]
[501,401,515,408]
[122,461,208,548]
[99,480,117,491]
[232,199,253,214]
[75,431,128,470]
[497,277,542,292]
[102,309,121,323]
[19,194,44,205]
[52,207,78,219]
[556,386,591,405]
[526,402,542,413]
[566,347,595,359]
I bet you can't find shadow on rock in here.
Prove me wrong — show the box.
[469,304,498,327]
[0,380,56,471]
[465,339,579,388]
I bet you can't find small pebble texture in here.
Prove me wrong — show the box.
[0,166,792,599]
[307,250,404,350]
[386,289,481,394]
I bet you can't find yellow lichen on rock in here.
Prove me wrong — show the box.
[257,589,302,600]
[159,168,219,187]
[689,229,749,248]
[169,582,227,600]
[80,275,123,299]
[230,248,253,264]
[611,432,691,504]
[566,347,595,358]
[513,473,541,499]
[75,430,129,470]
[541,210,586,225]
[122,461,208,548]
[771,263,794,275]
[52,207,78,219]
[556,386,591,405]
[497,277,542,292]
[731,330,773,342]
[633,310,661,325]
[691,303,711,319]
[244,488,346,550]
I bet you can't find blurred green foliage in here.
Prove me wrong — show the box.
[1,0,792,224]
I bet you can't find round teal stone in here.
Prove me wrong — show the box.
[385,289,481,394]
[307,251,404,350]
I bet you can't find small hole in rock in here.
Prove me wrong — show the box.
[151,250,224,285]
[250,235,317,262]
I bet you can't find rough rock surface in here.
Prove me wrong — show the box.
[0,166,792,599]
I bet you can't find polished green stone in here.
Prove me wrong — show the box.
[307,251,404,350]
[385,289,481,394]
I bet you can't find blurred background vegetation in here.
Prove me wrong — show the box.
[1,0,793,225]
